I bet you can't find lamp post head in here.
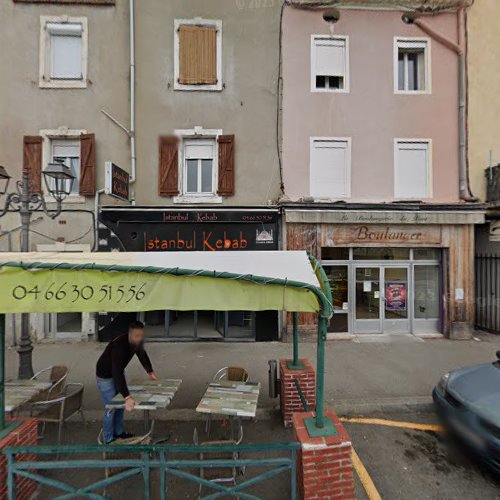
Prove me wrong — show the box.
[0,165,11,195]
[43,160,76,202]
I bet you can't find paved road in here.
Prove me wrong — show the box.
[25,410,500,499]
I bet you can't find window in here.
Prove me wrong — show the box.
[184,140,215,194]
[310,138,351,199]
[174,19,222,91]
[40,17,88,88]
[311,36,349,92]
[395,140,431,199]
[395,38,430,93]
[50,139,80,194]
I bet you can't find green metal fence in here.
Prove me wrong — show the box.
[4,441,299,500]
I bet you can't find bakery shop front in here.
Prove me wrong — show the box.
[284,207,485,339]
[97,207,280,342]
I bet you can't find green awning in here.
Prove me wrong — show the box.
[0,251,330,315]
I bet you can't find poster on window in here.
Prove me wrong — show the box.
[385,283,407,311]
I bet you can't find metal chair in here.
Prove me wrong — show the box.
[31,383,85,445]
[207,367,249,436]
[213,367,249,383]
[31,365,69,401]
[193,421,244,495]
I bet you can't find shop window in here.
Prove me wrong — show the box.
[414,265,440,319]
[174,19,222,91]
[310,138,351,199]
[321,247,350,260]
[324,265,349,333]
[40,17,88,88]
[395,38,430,93]
[353,247,410,260]
[394,140,431,200]
[311,35,349,92]
[414,248,440,260]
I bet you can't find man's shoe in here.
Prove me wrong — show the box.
[114,432,135,440]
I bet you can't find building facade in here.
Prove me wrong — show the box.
[467,0,500,334]
[280,1,483,339]
[0,0,283,343]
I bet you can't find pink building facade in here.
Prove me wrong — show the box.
[281,3,483,339]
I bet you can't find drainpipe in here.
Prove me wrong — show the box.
[405,5,478,202]
[129,0,136,184]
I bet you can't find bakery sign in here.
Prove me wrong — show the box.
[333,225,442,246]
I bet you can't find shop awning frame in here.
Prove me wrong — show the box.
[0,250,335,437]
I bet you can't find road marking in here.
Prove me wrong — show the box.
[340,417,444,433]
[352,447,382,500]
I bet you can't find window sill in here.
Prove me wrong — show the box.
[173,83,223,92]
[39,79,88,89]
[394,90,431,95]
[311,88,349,94]
[45,194,87,204]
[173,194,223,204]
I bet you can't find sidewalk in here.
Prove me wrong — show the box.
[5,331,500,418]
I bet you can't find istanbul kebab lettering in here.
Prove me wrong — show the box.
[144,230,249,251]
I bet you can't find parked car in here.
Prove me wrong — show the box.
[433,352,500,474]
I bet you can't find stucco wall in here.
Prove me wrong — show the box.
[0,0,130,249]
[467,0,500,201]
[282,7,460,203]
[134,0,281,206]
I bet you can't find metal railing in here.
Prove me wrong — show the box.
[4,441,299,500]
[475,254,500,334]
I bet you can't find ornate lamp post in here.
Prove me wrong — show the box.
[0,162,75,378]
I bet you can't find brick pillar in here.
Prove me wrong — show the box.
[0,418,38,500]
[293,411,355,500]
[280,359,316,427]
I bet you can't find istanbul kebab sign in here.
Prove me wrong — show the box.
[105,162,130,202]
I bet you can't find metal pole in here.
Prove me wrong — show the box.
[292,312,299,366]
[18,172,34,379]
[0,313,5,430]
[315,315,327,429]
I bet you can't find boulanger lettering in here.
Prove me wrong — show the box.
[355,226,423,241]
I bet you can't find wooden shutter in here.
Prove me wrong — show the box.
[217,135,235,196]
[23,136,43,193]
[79,133,96,196]
[178,24,217,85]
[159,135,179,196]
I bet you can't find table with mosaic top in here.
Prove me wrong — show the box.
[106,378,182,411]
[5,380,53,413]
[196,380,261,418]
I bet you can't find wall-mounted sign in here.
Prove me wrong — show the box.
[105,162,130,202]
[98,209,279,252]
[332,225,442,246]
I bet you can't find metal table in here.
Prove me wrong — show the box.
[5,380,53,413]
[106,378,182,440]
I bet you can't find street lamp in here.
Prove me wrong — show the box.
[0,162,75,379]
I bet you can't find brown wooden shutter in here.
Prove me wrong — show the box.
[23,136,43,193]
[159,135,180,196]
[178,24,217,85]
[79,133,96,196]
[217,135,235,196]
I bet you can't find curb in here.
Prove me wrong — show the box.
[79,397,434,422]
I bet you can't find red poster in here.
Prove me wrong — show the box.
[385,283,407,311]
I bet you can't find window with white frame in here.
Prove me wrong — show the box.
[40,17,88,88]
[311,36,349,92]
[310,138,351,198]
[174,19,222,91]
[394,140,431,199]
[183,139,216,195]
[50,139,80,194]
[395,38,429,93]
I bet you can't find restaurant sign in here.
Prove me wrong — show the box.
[105,162,130,201]
[99,209,279,252]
